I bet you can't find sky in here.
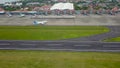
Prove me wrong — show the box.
[0,0,20,4]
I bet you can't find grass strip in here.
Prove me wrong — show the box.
[0,50,119,68]
[0,26,109,40]
[104,37,120,42]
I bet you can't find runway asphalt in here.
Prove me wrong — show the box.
[0,40,120,52]
[0,26,120,52]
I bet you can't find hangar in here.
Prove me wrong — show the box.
[50,3,74,10]
[50,3,74,15]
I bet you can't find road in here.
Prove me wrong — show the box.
[0,26,120,52]
[0,40,120,52]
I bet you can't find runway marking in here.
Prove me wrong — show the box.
[46,44,62,46]
[74,45,91,46]
[103,45,120,47]
[20,43,36,46]
[0,43,10,45]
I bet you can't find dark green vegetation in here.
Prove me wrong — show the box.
[0,26,109,40]
[105,37,120,42]
[0,50,120,68]
[3,6,21,11]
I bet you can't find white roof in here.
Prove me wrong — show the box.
[50,3,74,10]
[0,0,20,4]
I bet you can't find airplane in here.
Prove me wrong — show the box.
[33,20,47,25]
[6,13,12,17]
[19,13,25,17]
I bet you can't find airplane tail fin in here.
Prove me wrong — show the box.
[33,21,38,25]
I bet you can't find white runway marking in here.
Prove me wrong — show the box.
[20,43,36,46]
[46,44,62,46]
[74,45,91,46]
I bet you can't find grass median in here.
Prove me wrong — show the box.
[0,26,109,40]
[104,37,120,42]
[0,50,119,68]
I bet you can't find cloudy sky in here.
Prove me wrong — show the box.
[0,0,20,4]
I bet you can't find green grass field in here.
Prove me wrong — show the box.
[0,50,119,68]
[105,37,120,42]
[0,26,109,40]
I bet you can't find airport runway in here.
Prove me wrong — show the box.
[0,40,120,52]
[0,26,120,52]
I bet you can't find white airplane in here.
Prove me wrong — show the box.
[33,20,47,25]
[19,13,25,17]
[7,13,12,17]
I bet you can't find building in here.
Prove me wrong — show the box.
[4,2,22,6]
[50,3,74,10]
[0,0,20,4]
[52,0,92,2]
[26,2,40,6]
[0,7,5,14]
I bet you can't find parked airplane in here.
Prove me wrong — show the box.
[33,20,47,25]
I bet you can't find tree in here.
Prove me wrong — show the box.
[4,6,20,11]
[82,6,88,10]
[74,3,81,10]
